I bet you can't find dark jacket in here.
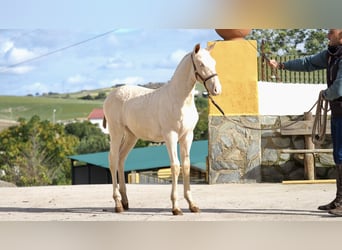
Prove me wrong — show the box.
[283,45,342,117]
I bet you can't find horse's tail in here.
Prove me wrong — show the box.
[103,116,107,129]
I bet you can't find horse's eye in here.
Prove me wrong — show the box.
[199,63,204,67]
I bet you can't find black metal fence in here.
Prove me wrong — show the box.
[258,55,327,84]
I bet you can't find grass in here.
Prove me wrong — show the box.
[0,83,207,123]
[49,87,114,99]
[0,95,103,122]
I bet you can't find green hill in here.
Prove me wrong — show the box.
[0,82,206,123]
[0,96,103,122]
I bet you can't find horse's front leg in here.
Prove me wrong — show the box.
[180,136,200,213]
[171,162,182,215]
[165,137,182,215]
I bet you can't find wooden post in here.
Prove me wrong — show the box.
[304,112,315,180]
[130,170,136,184]
[261,40,265,81]
[71,159,75,185]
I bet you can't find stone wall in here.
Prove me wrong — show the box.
[208,115,335,184]
[209,115,261,184]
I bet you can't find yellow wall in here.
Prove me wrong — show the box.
[208,40,258,116]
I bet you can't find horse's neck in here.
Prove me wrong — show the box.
[165,54,196,102]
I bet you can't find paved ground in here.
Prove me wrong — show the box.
[1,183,342,221]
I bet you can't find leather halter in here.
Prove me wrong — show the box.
[190,52,224,115]
[191,53,218,87]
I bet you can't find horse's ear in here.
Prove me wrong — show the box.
[194,43,200,54]
[207,42,216,51]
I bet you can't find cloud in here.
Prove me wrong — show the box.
[114,29,139,34]
[0,65,34,74]
[0,40,14,54]
[66,74,90,84]
[170,49,187,63]
[0,29,216,95]
[107,29,143,48]
[155,49,187,69]
[110,76,144,86]
[6,47,37,65]
[0,40,39,74]
[23,82,49,95]
[104,57,133,70]
[106,34,120,47]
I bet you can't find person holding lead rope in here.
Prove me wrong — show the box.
[268,29,342,217]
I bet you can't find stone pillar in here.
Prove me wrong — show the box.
[207,40,261,183]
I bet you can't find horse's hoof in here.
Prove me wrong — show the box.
[122,202,129,211]
[172,208,183,216]
[190,206,200,213]
[115,206,125,213]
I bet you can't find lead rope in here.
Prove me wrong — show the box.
[207,91,319,131]
[312,91,329,145]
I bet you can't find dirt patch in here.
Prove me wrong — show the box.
[0,119,18,132]
[0,183,340,221]
[0,180,16,187]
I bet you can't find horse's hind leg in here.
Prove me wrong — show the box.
[108,135,125,213]
[117,130,138,211]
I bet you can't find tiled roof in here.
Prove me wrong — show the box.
[68,140,208,172]
[88,108,104,120]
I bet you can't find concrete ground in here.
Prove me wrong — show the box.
[1,183,342,221]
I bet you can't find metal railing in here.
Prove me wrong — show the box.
[258,55,326,84]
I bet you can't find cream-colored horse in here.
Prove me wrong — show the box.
[103,43,221,215]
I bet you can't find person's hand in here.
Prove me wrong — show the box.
[268,59,279,69]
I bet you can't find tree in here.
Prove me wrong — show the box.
[0,115,78,186]
[79,94,93,100]
[95,92,107,100]
[194,97,209,140]
[304,29,328,54]
[247,29,328,56]
[64,121,110,154]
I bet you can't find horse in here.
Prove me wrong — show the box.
[103,43,222,215]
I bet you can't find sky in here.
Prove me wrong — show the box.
[0,29,223,96]
[0,1,340,96]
